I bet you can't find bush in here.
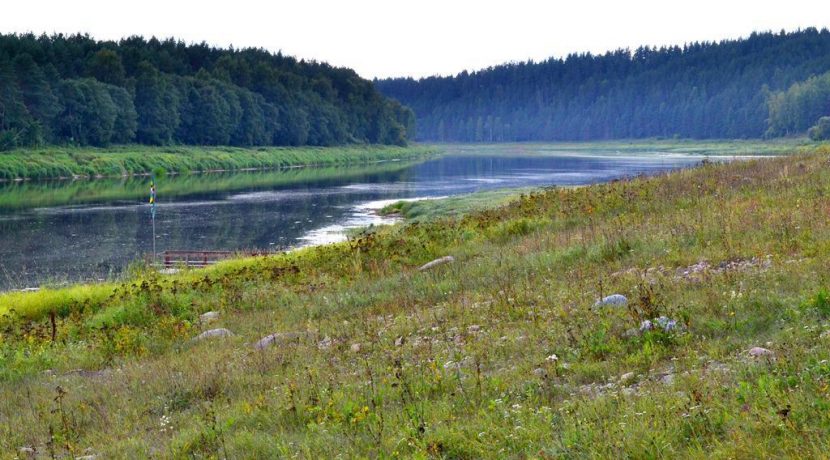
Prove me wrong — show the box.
[808,116,830,141]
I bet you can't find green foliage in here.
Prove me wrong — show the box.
[378,28,830,141]
[808,116,830,141]
[0,33,414,148]
[767,72,830,137]
[801,289,830,317]
[0,144,436,181]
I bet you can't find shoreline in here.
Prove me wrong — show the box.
[0,144,438,182]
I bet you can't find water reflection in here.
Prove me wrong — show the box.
[0,149,713,290]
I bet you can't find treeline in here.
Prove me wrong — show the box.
[0,34,415,149]
[377,28,830,142]
[767,71,830,139]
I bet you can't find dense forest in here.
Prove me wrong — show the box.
[0,34,415,149]
[377,28,830,142]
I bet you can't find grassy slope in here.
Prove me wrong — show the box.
[0,144,437,181]
[2,143,830,457]
[379,188,530,221]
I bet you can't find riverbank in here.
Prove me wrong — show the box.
[1,142,830,457]
[0,144,438,181]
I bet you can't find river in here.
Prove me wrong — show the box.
[0,145,730,290]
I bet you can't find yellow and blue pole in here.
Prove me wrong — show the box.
[150,175,157,262]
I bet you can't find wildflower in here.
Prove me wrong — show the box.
[546,354,559,363]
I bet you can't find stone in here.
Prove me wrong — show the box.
[467,325,481,333]
[748,347,774,358]
[252,331,306,350]
[655,316,678,332]
[593,294,628,308]
[318,336,333,350]
[394,336,405,347]
[19,447,35,456]
[194,328,233,341]
[639,320,654,332]
[350,343,362,353]
[418,256,455,271]
[659,373,675,385]
[620,372,635,383]
[199,311,220,323]
[532,367,546,377]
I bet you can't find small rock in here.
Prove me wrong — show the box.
[622,387,637,396]
[19,447,35,456]
[748,347,774,358]
[655,316,678,332]
[195,328,233,341]
[639,320,654,332]
[418,255,455,271]
[532,367,546,377]
[252,331,306,350]
[593,294,628,308]
[620,372,635,383]
[467,325,481,333]
[199,311,220,323]
[659,373,675,385]
[350,343,362,353]
[394,336,405,347]
[317,336,333,350]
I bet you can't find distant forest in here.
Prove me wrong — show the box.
[377,28,830,142]
[0,34,415,149]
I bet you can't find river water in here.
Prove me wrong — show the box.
[0,145,724,290]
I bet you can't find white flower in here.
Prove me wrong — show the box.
[546,354,559,363]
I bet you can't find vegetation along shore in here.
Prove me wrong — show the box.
[0,144,437,181]
[1,142,829,457]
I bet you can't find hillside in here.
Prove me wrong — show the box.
[0,34,415,149]
[377,28,830,142]
[2,143,830,456]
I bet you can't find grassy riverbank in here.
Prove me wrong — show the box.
[2,142,830,457]
[0,144,437,181]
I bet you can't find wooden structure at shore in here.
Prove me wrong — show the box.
[152,250,272,269]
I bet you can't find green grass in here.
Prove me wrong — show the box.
[2,141,830,457]
[433,138,816,157]
[0,144,438,181]
[380,188,531,221]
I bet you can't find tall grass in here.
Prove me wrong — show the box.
[0,144,437,181]
[1,141,830,457]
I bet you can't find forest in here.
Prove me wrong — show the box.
[0,34,415,149]
[377,28,830,142]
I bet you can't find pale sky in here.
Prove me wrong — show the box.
[1,0,829,79]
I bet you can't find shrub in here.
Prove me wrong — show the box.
[808,116,830,141]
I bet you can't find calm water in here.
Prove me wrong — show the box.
[0,146,720,290]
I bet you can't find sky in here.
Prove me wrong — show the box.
[2,0,829,79]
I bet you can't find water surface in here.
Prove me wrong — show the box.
[0,145,724,290]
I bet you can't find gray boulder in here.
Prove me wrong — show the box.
[748,347,774,358]
[199,311,220,323]
[195,328,234,341]
[593,294,628,308]
[418,256,455,271]
[253,331,307,350]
